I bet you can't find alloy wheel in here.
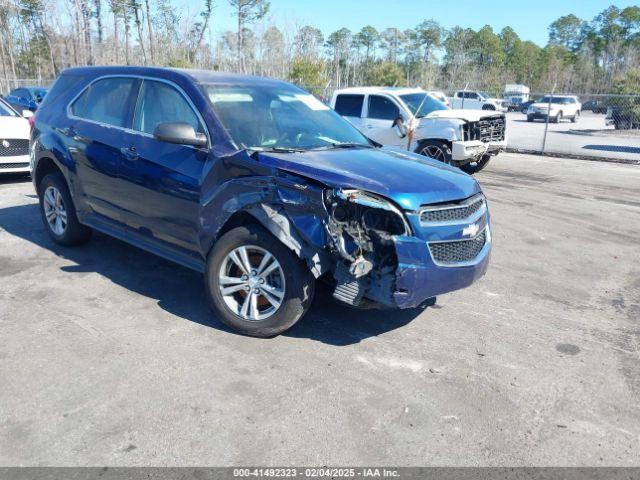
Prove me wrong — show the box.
[43,186,68,236]
[218,245,285,321]
[421,145,450,164]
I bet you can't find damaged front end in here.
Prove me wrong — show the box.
[321,188,492,310]
[324,189,409,307]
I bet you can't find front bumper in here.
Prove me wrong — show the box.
[391,228,491,308]
[0,155,31,174]
[452,140,506,161]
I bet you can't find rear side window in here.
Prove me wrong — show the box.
[368,95,400,120]
[133,80,203,135]
[334,94,364,117]
[39,75,83,110]
[70,77,137,128]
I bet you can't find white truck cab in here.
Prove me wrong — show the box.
[330,87,507,174]
[451,90,508,112]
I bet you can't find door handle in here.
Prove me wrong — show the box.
[120,146,139,161]
[59,127,76,137]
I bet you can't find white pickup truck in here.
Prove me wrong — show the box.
[330,87,507,174]
[450,90,508,112]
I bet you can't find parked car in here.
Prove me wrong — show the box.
[606,106,640,130]
[425,90,450,107]
[583,100,608,114]
[31,67,492,337]
[519,100,536,114]
[331,87,506,174]
[450,90,508,112]
[0,97,32,174]
[527,95,581,123]
[4,86,47,112]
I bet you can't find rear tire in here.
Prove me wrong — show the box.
[482,104,495,111]
[38,172,92,246]
[460,154,491,175]
[572,111,580,123]
[205,224,315,337]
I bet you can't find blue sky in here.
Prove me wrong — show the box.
[198,0,638,46]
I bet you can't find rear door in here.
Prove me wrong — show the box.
[362,94,404,147]
[117,78,208,257]
[67,76,140,225]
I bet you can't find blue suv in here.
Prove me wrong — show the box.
[31,67,491,337]
[4,86,47,112]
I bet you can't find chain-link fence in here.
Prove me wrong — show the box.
[0,78,55,96]
[502,93,640,163]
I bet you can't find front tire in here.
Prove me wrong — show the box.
[572,111,580,123]
[205,225,315,337]
[552,112,562,123]
[527,115,534,122]
[38,172,92,246]
[416,140,453,165]
[460,154,491,175]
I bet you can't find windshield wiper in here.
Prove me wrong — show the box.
[250,146,307,153]
[314,142,373,150]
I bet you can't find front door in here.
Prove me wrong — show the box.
[362,95,404,147]
[116,79,208,257]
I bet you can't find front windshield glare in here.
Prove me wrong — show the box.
[204,85,371,151]
[0,101,17,117]
[400,93,449,118]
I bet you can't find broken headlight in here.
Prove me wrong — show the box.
[329,189,411,236]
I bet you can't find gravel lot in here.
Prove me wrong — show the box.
[506,111,640,162]
[0,152,639,466]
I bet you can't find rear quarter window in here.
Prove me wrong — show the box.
[334,94,364,117]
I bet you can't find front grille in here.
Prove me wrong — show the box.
[0,162,29,169]
[0,139,29,157]
[463,116,506,143]
[429,229,487,265]
[419,194,485,225]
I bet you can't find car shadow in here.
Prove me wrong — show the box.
[0,202,429,346]
[0,173,31,185]
[583,144,640,154]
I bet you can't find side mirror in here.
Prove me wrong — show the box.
[21,110,34,118]
[153,122,207,148]
[392,116,408,138]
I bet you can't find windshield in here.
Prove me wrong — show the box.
[399,93,449,118]
[0,99,17,117]
[203,85,371,151]
[479,91,493,99]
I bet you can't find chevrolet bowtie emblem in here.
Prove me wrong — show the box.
[1,140,9,148]
[463,223,480,237]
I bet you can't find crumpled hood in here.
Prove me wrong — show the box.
[425,109,503,122]
[258,147,480,211]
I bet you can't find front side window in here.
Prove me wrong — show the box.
[334,94,364,117]
[133,80,203,135]
[367,95,400,121]
[205,85,370,151]
[71,77,137,128]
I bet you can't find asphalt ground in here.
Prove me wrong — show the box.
[506,111,640,162]
[0,152,639,466]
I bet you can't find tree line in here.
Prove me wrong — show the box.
[0,0,639,95]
